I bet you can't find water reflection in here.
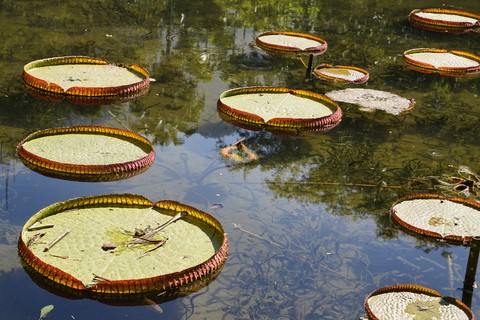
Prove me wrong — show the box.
[0,0,479,318]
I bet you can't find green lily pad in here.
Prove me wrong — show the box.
[218,86,342,135]
[16,126,155,182]
[365,284,473,320]
[18,194,228,301]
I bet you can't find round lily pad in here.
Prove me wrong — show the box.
[403,48,480,76]
[255,31,328,56]
[313,64,369,84]
[22,56,150,101]
[18,194,228,302]
[409,8,480,33]
[389,193,480,243]
[217,86,342,135]
[365,284,473,320]
[16,126,155,182]
[325,88,415,116]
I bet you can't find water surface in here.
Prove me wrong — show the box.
[0,0,479,319]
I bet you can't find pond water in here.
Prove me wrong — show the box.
[1,0,479,319]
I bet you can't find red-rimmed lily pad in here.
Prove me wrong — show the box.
[22,56,150,104]
[409,8,480,34]
[255,31,328,56]
[16,126,155,182]
[325,88,415,116]
[313,64,369,84]
[403,48,480,76]
[18,194,228,304]
[389,193,480,243]
[217,86,342,135]
[365,284,473,320]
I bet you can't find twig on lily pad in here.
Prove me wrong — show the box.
[43,230,70,252]
[138,238,168,258]
[130,211,187,247]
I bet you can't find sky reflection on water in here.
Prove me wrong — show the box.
[0,0,480,319]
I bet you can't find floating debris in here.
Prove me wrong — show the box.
[101,243,118,251]
[38,304,54,320]
[27,232,45,247]
[210,203,224,210]
[220,140,259,164]
[325,88,414,115]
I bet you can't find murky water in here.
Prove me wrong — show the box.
[1,0,479,319]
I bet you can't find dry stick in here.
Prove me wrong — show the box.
[92,273,111,282]
[27,223,54,231]
[271,181,405,188]
[107,110,131,131]
[268,181,441,192]
[233,223,284,248]
[139,238,168,258]
[27,232,45,247]
[130,211,187,245]
[43,230,70,252]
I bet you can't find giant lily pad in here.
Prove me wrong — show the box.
[409,8,480,33]
[325,88,415,115]
[365,284,473,320]
[255,31,327,56]
[390,193,480,243]
[18,194,228,303]
[313,64,369,84]
[23,56,150,104]
[217,86,342,135]
[16,126,155,182]
[403,48,480,76]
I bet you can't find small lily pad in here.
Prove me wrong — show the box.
[256,31,327,56]
[313,64,369,84]
[38,305,54,320]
